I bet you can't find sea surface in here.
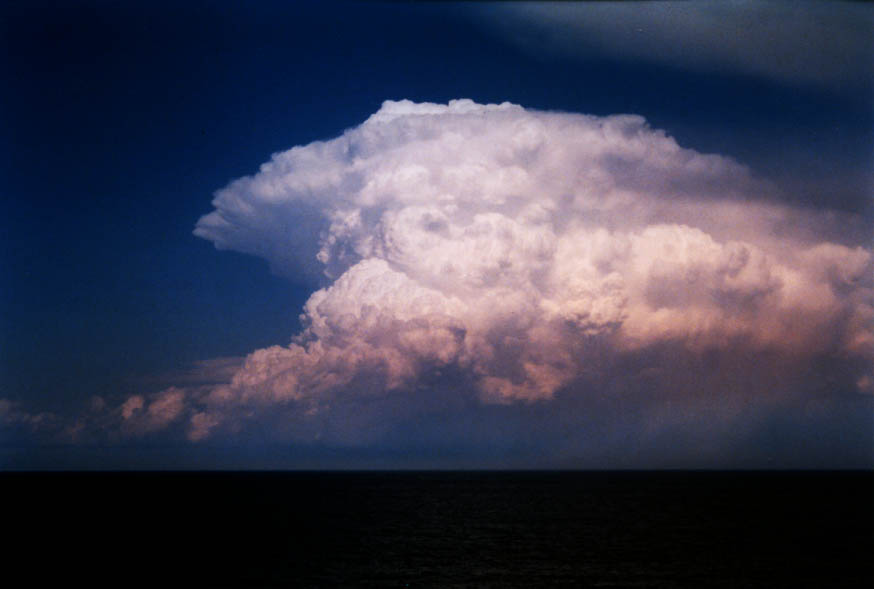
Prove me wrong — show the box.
[5,471,872,587]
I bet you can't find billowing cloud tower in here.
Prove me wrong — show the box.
[109,99,873,462]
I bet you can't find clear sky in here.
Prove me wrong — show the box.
[2,1,872,469]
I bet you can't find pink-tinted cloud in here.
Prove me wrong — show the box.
[0,398,59,431]
[99,99,873,450]
[117,388,187,436]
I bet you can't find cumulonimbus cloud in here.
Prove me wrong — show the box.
[61,98,865,456]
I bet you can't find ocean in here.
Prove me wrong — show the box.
[5,471,872,587]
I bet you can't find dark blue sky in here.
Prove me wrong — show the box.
[2,1,872,469]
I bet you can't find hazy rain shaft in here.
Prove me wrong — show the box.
[108,99,872,455]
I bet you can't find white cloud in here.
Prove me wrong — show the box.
[6,78,864,460]
[137,99,874,445]
[0,100,816,454]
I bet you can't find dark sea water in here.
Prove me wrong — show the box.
[5,471,872,587]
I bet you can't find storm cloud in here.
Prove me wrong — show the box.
[75,99,873,463]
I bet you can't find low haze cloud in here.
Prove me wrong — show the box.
[19,99,870,466]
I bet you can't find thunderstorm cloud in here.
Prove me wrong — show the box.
[62,100,873,464]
